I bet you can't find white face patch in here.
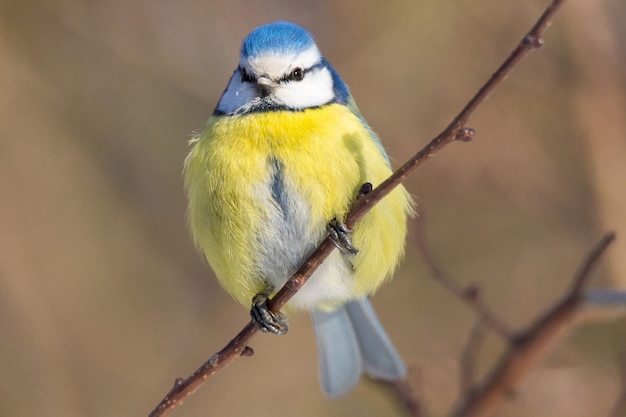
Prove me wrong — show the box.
[216,45,335,114]
[271,66,334,109]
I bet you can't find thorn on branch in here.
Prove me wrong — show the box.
[522,35,544,49]
[358,182,374,198]
[241,346,254,357]
[286,275,303,291]
[455,127,475,142]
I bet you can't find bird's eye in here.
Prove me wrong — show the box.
[289,67,304,82]
[240,68,255,83]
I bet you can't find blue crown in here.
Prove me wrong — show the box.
[241,21,316,59]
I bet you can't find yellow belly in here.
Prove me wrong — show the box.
[184,103,412,309]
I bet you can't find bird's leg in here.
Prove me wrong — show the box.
[328,218,358,255]
[250,287,288,335]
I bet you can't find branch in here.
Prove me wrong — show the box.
[607,352,626,417]
[385,375,424,417]
[460,323,487,395]
[450,232,616,417]
[148,1,566,415]
[346,0,565,228]
[416,219,514,340]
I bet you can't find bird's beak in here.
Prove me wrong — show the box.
[256,76,275,96]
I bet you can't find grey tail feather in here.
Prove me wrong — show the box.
[345,298,407,380]
[311,297,406,397]
[311,304,362,397]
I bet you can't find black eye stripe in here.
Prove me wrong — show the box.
[240,62,326,84]
[240,67,255,83]
[279,62,325,83]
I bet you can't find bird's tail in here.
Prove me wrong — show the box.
[311,297,407,397]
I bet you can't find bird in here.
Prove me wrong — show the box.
[184,20,414,397]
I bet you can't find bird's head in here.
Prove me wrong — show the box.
[216,21,349,115]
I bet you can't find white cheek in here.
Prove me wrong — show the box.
[216,76,257,114]
[274,68,334,109]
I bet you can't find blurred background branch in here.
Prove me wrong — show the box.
[606,352,626,417]
[449,232,615,417]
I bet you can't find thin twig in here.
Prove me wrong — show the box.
[460,322,487,395]
[385,375,423,417]
[606,352,626,417]
[450,232,616,417]
[415,220,514,340]
[148,1,566,415]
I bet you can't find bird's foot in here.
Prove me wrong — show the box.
[250,292,288,335]
[328,218,358,255]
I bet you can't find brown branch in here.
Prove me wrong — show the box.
[606,352,626,417]
[148,322,258,417]
[460,323,487,395]
[450,232,616,417]
[148,1,566,416]
[416,220,514,340]
[346,0,565,228]
[385,374,424,417]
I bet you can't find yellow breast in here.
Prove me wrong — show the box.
[184,103,412,308]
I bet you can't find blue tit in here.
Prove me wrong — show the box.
[184,21,414,397]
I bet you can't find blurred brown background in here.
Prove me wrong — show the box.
[1,1,625,416]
